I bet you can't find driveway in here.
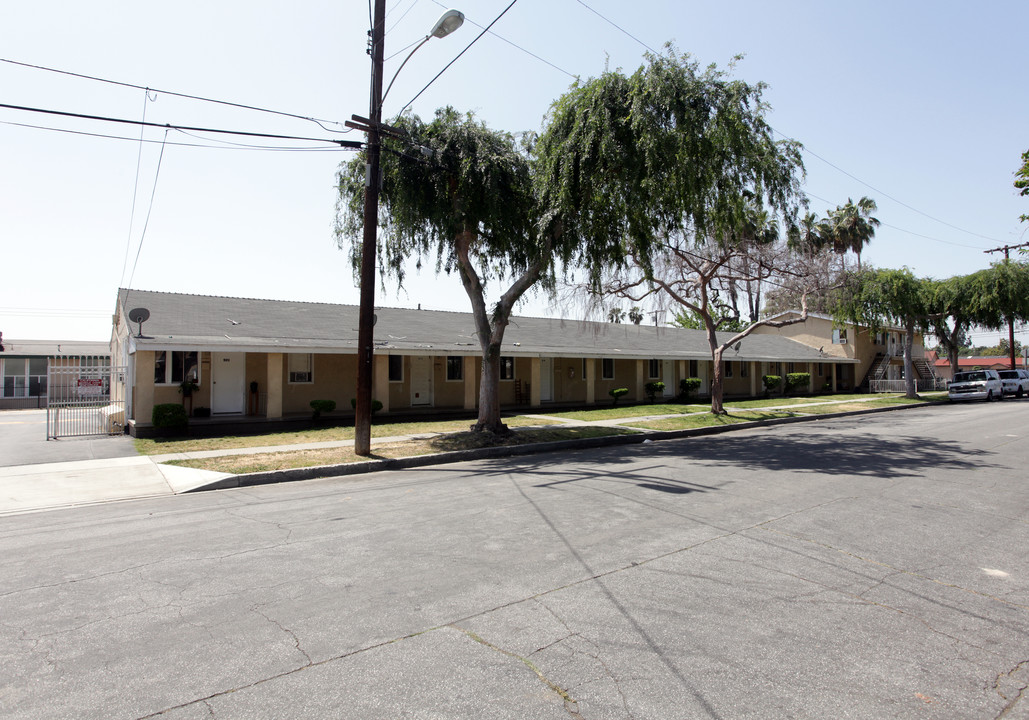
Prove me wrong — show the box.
[0,409,137,467]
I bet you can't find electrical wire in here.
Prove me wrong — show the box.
[0,120,346,151]
[572,0,658,55]
[395,0,520,117]
[774,127,1004,244]
[119,90,153,289]
[386,0,420,36]
[804,190,990,251]
[0,57,349,133]
[0,102,362,147]
[429,0,576,79]
[126,130,168,290]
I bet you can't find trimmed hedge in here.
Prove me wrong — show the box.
[152,403,188,429]
[762,375,782,396]
[785,372,811,395]
[679,377,701,400]
[644,381,665,403]
[609,387,629,405]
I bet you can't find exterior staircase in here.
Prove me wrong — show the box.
[859,353,890,391]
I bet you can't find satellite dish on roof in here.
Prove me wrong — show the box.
[128,307,150,337]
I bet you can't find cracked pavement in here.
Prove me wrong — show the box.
[1,401,1028,718]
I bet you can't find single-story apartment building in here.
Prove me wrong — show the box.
[0,337,111,410]
[111,289,861,435]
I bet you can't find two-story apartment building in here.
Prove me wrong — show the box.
[752,311,936,390]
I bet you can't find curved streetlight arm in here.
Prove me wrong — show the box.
[380,9,464,108]
[380,35,431,106]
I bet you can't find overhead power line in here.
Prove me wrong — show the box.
[1,119,344,151]
[804,190,988,251]
[0,57,348,133]
[395,0,520,116]
[428,0,576,79]
[775,129,1004,244]
[0,102,363,148]
[573,0,659,54]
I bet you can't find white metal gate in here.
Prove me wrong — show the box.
[46,363,127,439]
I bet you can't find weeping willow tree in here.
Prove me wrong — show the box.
[830,267,930,398]
[533,46,813,414]
[336,108,561,434]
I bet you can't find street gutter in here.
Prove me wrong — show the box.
[187,401,934,493]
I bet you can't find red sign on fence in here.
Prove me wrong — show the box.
[77,378,104,396]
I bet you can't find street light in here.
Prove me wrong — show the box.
[353,5,464,456]
[382,10,465,105]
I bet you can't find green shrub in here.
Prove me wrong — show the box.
[310,399,337,419]
[762,375,782,397]
[644,381,665,403]
[152,403,188,429]
[785,373,811,395]
[679,377,701,400]
[348,398,383,414]
[608,387,629,405]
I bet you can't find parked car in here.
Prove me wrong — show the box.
[997,369,1029,398]
[948,370,1003,402]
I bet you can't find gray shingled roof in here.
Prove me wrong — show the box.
[0,339,110,357]
[118,289,854,364]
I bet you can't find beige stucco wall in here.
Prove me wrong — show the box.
[594,358,641,402]
[281,353,358,414]
[433,356,466,408]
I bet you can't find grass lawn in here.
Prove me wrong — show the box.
[544,404,710,421]
[134,414,555,456]
[626,410,800,431]
[164,426,638,474]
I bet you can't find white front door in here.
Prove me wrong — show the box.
[663,361,675,397]
[540,358,553,402]
[211,352,245,414]
[410,356,433,406]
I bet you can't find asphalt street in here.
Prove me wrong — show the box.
[1,401,1027,719]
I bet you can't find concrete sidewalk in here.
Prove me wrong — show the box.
[0,456,232,516]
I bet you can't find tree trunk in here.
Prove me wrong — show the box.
[453,228,547,435]
[472,342,506,434]
[903,319,918,399]
[710,346,725,414]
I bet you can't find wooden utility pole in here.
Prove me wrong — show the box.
[354,0,386,456]
[983,242,1029,370]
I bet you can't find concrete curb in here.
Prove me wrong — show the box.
[185,401,932,493]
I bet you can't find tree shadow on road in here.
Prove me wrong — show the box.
[461,425,996,492]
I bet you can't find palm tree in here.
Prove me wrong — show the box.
[827,197,879,268]
[788,211,829,254]
[607,307,625,324]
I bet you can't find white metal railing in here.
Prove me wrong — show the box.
[870,378,947,393]
[46,363,127,439]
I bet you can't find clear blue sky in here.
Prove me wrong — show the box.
[2,0,1026,343]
